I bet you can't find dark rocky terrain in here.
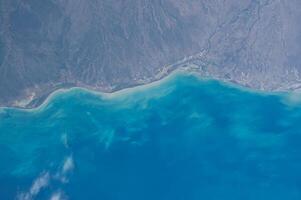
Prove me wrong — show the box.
[1,0,301,107]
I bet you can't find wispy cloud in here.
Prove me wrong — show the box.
[49,191,66,200]
[62,156,74,174]
[18,172,50,200]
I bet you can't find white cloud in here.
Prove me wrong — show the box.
[62,156,74,174]
[54,155,75,183]
[50,191,65,200]
[61,133,69,149]
[17,155,74,200]
[50,194,61,200]
[18,172,50,200]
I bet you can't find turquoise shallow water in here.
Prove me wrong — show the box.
[1,72,301,199]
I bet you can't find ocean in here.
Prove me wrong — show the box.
[1,72,301,200]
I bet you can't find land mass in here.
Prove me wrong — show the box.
[1,0,301,108]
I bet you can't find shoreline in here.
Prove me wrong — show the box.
[0,69,184,112]
[0,69,298,112]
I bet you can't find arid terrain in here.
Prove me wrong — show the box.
[1,0,301,107]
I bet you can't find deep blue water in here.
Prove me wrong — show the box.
[1,72,301,200]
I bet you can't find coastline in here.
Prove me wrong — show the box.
[0,69,297,112]
[0,69,183,112]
